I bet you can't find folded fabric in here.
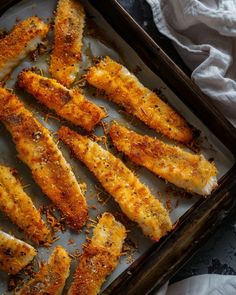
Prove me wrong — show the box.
[155,274,236,295]
[146,0,236,126]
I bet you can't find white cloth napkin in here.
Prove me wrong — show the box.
[155,274,236,295]
[146,0,236,126]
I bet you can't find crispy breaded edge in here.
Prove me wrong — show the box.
[109,124,218,196]
[58,126,172,241]
[0,165,51,245]
[16,246,70,295]
[0,87,88,230]
[18,70,106,131]
[0,230,36,275]
[68,213,126,295]
[0,16,49,80]
[86,56,193,143]
[49,0,85,87]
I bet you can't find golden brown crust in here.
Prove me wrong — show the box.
[58,126,172,241]
[110,124,218,195]
[68,213,126,295]
[0,16,49,80]
[49,0,85,87]
[0,87,88,230]
[18,70,106,131]
[0,165,51,245]
[69,247,116,295]
[0,230,36,275]
[16,246,70,295]
[86,56,193,143]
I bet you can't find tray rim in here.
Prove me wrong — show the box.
[86,1,236,294]
[0,1,236,294]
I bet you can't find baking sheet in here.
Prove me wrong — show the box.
[0,0,234,293]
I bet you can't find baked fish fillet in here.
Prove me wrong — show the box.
[86,56,193,143]
[110,124,218,196]
[0,16,49,81]
[0,87,88,230]
[59,126,172,241]
[18,70,106,131]
[0,165,50,245]
[0,230,36,275]
[16,246,70,295]
[49,0,85,87]
[68,212,126,295]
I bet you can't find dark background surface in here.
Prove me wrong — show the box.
[117,0,236,285]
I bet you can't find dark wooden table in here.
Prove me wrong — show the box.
[118,0,236,284]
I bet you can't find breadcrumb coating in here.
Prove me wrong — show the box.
[16,246,70,295]
[18,70,106,131]
[0,165,51,245]
[0,230,36,275]
[49,0,85,87]
[68,213,126,295]
[110,124,218,196]
[0,16,49,80]
[0,87,88,230]
[86,56,193,143]
[59,126,172,241]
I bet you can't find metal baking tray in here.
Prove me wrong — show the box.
[0,0,236,294]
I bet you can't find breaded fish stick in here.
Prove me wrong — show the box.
[59,126,172,241]
[0,16,49,81]
[0,87,88,230]
[110,124,218,196]
[86,56,193,143]
[68,213,126,295]
[0,230,36,275]
[49,0,85,87]
[0,165,50,245]
[18,70,106,131]
[16,246,70,295]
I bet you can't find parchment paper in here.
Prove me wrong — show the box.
[0,0,234,293]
